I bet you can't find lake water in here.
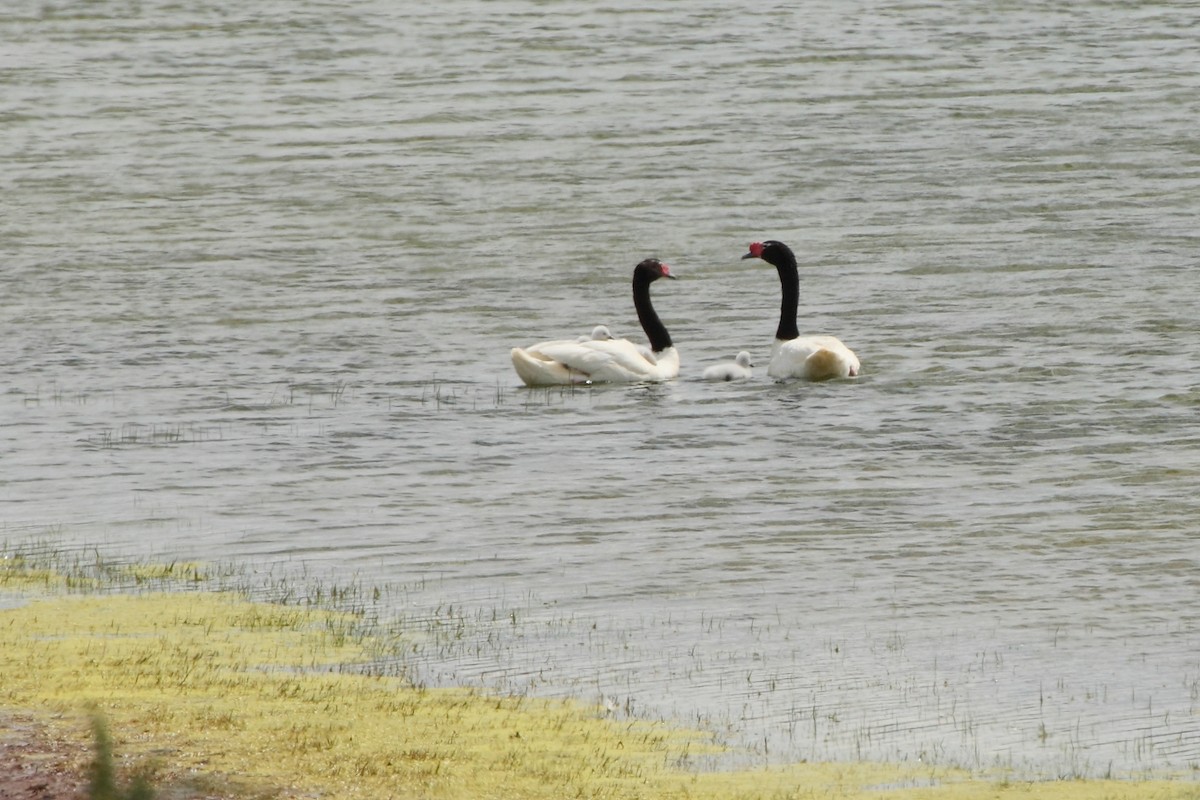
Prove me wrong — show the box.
[3,0,1199,780]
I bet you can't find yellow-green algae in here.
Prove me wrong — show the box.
[1,559,1195,800]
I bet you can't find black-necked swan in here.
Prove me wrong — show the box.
[702,351,754,381]
[741,240,860,381]
[511,258,680,386]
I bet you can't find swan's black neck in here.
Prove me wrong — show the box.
[769,248,801,342]
[633,270,673,352]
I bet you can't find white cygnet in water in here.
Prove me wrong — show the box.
[702,351,753,382]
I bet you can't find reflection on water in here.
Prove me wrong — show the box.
[3,0,1198,780]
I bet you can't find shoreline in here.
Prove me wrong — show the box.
[1,548,1195,799]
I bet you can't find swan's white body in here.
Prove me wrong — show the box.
[743,240,860,382]
[511,258,680,386]
[767,336,859,381]
[702,351,753,382]
[512,340,679,385]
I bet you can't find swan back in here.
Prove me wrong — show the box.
[512,340,678,384]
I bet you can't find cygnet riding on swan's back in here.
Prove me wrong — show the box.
[577,325,614,343]
[702,351,754,382]
[587,324,658,365]
[742,240,860,381]
[511,258,680,386]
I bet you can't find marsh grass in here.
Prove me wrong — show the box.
[2,545,1195,800]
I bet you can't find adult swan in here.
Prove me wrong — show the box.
[742,240,860,381]
[511,258,680,386]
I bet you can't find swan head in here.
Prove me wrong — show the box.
[635,258,677,282]
[735,351,753,368]
[741,240,794,268]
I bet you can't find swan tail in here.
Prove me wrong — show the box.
[511,348,587,386]
[805,348,852,382]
